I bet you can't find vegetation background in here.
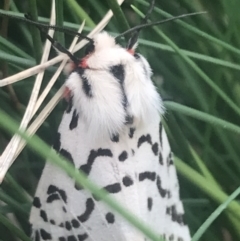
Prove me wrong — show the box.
[0,0,240,241]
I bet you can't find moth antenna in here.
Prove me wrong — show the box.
[24,14,79,65]
[117,11,207,45]
[127,0,155,50]
[0,11,93,43]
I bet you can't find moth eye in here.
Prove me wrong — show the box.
[85,43,95,55]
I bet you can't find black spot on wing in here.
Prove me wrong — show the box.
[152,143,159,156]
[78,198,95,223]
[65,221,72,230]
[69,109,79,130]
[52,132,61,152]
[50,219,55,225]
[118,151,128,162]
[159,152,163,165]
[59,237,66,241]
[156,175,167,198]
[46,193,60,203]
[122,176,133,187]
[59,149,74,166]
[111,133,119,142]
[67,236,77,241]
[79,148,113,176]
[78,234,88,241]
[129,128,135,138]
[138,134,152,148]
[76,67,93,97]
[104,183,121,194]
[147,197,153,211]
[40,210,48,222]
[66,96,73,113]
[106,212,115,223]
[139,172,156,181]
[167,153,174,166]
[75,148,113,190]
[35,230,40,241]
[47,185,67,203]
[159,122,163,147]
[71,219,80,228]
[40,229,52,240]
[33,197,41,208]
[166,205,185,225]
[169,234,174,241]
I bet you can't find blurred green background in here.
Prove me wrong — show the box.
[0,0,240,241]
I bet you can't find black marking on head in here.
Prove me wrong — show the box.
[134,53,140,59]
[66,96,73,113]
[159,123,163,147]
[125,115,134,125]
[138,134,152,148]
[76,68,93,97]
[71,219,80,228]
[40,210,48,222]
[65,221,72,230]
[33,197,41,208]
[111,133,119,142]
[118,151,128,162]
[159,152,163,165]
[167,153,174,166]
[139,172,156,181]
[156,175,167,198]
[62,206,67,213]
[78,234,88,241]
[131,149,135,155]
[59,149,74,166]
[40,229,52,240]
[106,212,115,224]
[147,197,153,211]
[152,143,159,156]
[35,230,40,241]
[47,185,67,203]
[53,132,61,152]
[50,219,55,225]
[129,128,135,138]
[69,109,79,130]
[110,64,125,83]
[78,198,95,223]
[110,64,128,110]
[85,42,95,55]
[122,176,133,187]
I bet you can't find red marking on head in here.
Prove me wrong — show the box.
[63,87,71,101]
[79,57,88,68]
[127,49,135,55]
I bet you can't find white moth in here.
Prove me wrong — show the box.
[29,31,191,241]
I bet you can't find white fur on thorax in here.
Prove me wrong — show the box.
[65,32,164,140]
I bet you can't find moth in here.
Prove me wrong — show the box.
[29,31,191,241]
[0,3,196,241]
